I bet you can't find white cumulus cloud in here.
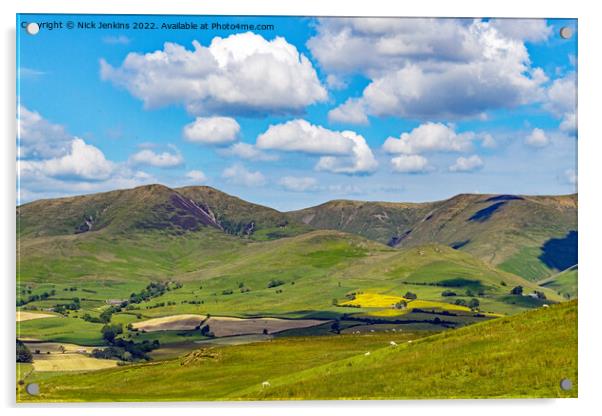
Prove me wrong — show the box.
[278,176,319,192]
[488,19,552,42]
[525,128,550,148]
[257,119,377,174]
[545,73,577,133]
[219,142,278,161]
[183,116,240,145]
[20,138,115,181]
[129,147,183,168]
[222,164,266,187]
[100,32,327,116]
[310,18,549,121]
[328,98,369,125]
[449,155,484,172]
[391,155,431,173]
[383,122,474,155]
[18,105,72,159]
[17,106,157,203]
[185,170,207,183]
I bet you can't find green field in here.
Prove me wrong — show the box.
[17,301,577,402]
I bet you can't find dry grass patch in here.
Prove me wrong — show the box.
[17,311,55,322]
[32,353,118,372]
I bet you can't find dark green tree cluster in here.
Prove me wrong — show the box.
[268,279,285,288]
[16,340,32,363]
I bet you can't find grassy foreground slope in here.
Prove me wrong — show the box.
[250,300,578,400]
[17,301,577,402]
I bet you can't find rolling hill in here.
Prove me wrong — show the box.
[288,193,578,280]
[18,185,577,284]
[17,184,223,237]
[539,265,578,299]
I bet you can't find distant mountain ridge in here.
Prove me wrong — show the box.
[17,184,577,280]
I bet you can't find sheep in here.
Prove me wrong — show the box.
[408,340,413,344]
[389,341,397,346]
[543,304,550,308]
[364,351,371,356]
[262,381,271,388]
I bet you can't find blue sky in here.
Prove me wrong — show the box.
[17,15,577,211]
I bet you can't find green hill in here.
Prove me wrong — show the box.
[17,184,310,241]
[17,300,577,401]
[288,193,577,281]
[17,184,223,237]
[18,226,558,322]
[539,265,578,300]
[18,185,577,283]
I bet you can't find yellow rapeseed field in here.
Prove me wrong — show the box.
[342,293,475,315]
[340,293,405,308]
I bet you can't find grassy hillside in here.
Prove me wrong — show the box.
[539,265,578,299]
[17,184,310,241]
[17,184,223,237]
[288,193,577,281]
[17,228,560,346]
[249,300,577,400]
[17,301,577,402]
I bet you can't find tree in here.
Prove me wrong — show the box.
[16,340,32,363]
[332,298,338,306]
[454,299,467,307]
[510,286,523,296]
[331,320,341,334]
[404,291,417,300]
[468,298,480,310]
[394,300,407,309]
[58,345,66,354]
[465,289,474,297]
[262,328,269,335]
[441,290,457,297]
[200,325,214,337]
[267,279,285,288]
[101,323,123,343]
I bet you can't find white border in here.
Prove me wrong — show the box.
[2,1,601,415]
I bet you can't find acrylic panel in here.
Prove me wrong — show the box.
[16,14,578,402]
